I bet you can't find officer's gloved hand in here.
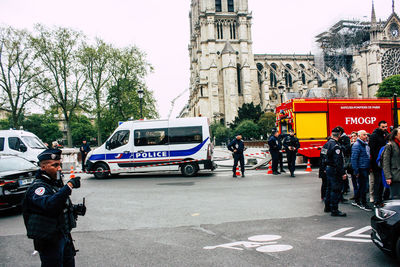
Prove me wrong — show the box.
[68,177,81,188]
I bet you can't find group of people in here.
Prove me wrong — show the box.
[228,129,300,178]
[319,120,400,217]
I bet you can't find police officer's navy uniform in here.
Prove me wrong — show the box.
[80,141,91,171]
[228,137,245,177]
[283,133,300,177]
[268,133,281,174]
[323,137,346,216]
[22,149,79,266]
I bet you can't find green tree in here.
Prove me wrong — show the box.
[70,114,96,146]
[257,112,276,139]
[31,25,87,147]
[230,103,263,129]
[0,27,43,128]
[79,39,113,146]
[377,75,400,97]
[0,118,11,130]
[22,113,63,144]
[233,120,260,140]
[210,122,232,145]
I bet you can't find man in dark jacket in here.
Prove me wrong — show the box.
[283,129,300,177]
[350,130,372,211]
[22,149,84,267]
[228,134,245,178]
[268,130,281,175]
[335,126,351,197]
[79,139,91,171]
[369,121,389,205]
[324,128,347,217]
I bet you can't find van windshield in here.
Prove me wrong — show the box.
[22,136,47,149]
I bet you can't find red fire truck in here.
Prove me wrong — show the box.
[275,98,400,158]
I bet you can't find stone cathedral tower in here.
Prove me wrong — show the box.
[187,0,260,124]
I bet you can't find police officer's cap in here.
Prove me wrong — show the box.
[331,127,341,134]
[289,129,294,133]
[37,149,62,162]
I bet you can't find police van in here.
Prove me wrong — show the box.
[86,117,216,178]
[0,130,47,162]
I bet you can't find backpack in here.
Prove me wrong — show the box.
[376,146,386,169]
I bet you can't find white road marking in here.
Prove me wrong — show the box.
[256,244,293,253]
[318,227,372,243]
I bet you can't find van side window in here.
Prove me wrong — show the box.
[169,126,203,144]
[8,137,23,151]
[0,137,4,151]
[134,128,168,146]
[109,130,130,149]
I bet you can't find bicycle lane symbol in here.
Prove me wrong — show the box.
[203,235,293,253]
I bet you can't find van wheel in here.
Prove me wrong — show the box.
[181,163,198,177]
[93,162,110,179]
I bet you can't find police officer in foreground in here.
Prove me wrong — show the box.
[228,133,245,178]
[22,149,85,266]
[283,129,300,177]
[323,128,347,217]
[268,130,281,175]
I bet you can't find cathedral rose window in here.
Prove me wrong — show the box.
[381,48,400,79]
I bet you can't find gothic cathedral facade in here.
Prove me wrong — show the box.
[183,0,400,125]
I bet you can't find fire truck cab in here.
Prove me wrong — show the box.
[275,98,400,158]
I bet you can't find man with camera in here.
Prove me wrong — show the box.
[22,149,86,267]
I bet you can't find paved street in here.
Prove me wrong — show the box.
[0,168,398,266]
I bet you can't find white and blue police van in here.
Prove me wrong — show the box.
[85,117,216,178]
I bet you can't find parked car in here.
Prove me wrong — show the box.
[371,200,400,259]
[0,155,38,211]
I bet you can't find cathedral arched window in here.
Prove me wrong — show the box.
[382,48,400,79]
[270,63,277,88]
[230,22,237,39]
[215,0,222,12]
[256,63,264,84]
[299,64,306,85]
[228,0,234,12]
[285,64,293,88]
[237,64,242,94]
[216,20,224,39]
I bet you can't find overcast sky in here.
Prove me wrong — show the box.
[0,0,396,118]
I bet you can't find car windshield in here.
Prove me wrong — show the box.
[22,136,47,149]
[0,157,37,172]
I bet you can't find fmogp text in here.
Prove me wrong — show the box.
[345,117,377,125]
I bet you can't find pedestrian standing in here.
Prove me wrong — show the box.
[383,128,400,199]
[369,121,389,205]
[334,126,351,200]
[324,128,347,217]
[283,129,300,177]
[278,133,286,173]
[228,133,245,178]
[22,149,85,267]
[268,130,281,175]
[79,139,91,171]
[349,131,359,200]
[350,130,372,211]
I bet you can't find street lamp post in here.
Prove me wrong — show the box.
[137,88,144,119]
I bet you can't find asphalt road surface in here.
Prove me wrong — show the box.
[0,168,398,266]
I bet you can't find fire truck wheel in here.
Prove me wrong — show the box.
[93,162,110,179]
[181,163,198,177]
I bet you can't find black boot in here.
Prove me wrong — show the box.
[324,206,331,213]
[331,210,347,217]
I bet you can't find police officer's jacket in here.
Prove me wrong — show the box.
[268,135,280,151]
[283,135,300,152]
[323,138,345,176]
[22,170,76,241]
[228,139,245,154]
